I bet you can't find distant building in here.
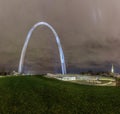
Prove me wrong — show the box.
[58,76,76,81]
[12,71,20,76]
[110,64,120,78]
[111,64,114,74]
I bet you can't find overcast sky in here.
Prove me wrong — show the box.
[0,0,120,73]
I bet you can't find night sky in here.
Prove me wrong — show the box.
[0,0,120,74]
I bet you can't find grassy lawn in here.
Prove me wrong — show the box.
[0,76,120,114]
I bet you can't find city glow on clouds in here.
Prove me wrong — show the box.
[0,0,120,73]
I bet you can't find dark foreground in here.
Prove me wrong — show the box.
[0,76,120,114]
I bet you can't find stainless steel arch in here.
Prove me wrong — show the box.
[18,22,67,74]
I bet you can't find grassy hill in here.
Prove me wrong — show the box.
[0,76,120,114]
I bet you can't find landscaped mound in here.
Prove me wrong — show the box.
[0,76,120,114]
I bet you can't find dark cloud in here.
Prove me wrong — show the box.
[0,0,120,73]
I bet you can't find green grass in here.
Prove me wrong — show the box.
[0,76,120,114]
